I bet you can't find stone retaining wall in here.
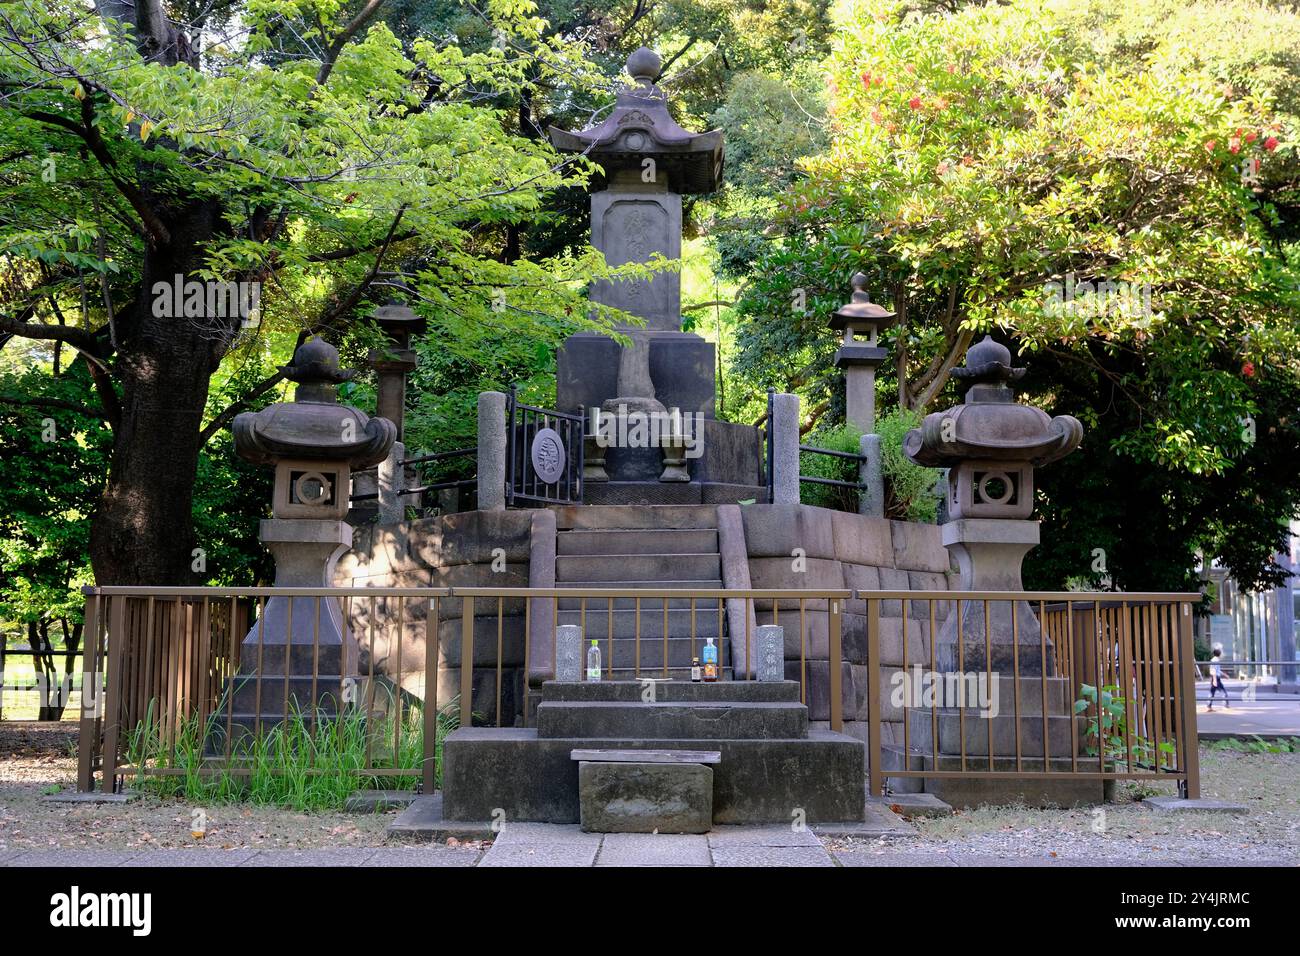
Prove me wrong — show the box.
[738,504,955,747]
[335,510,533,726]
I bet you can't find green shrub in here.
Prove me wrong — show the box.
[876,408,940,523]
[799,423,863,512]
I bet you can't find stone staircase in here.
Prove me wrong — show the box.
[442,679,866,825]
[553,505,732,679]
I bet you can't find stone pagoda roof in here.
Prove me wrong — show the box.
[548,47,724,194]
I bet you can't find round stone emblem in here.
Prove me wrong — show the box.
[530,428,567,484]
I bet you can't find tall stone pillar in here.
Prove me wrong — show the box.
[771,392,801,505]
[477,391,507,511]
[367,302,426,443]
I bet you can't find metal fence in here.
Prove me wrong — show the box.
[75,586,1201,802]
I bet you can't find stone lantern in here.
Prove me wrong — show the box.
[829,273,896,433]
[224,337,396,732]
[904,335,1082,673]
[367,301,426,443]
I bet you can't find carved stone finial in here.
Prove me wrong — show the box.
[950,334,1026,386]
[627,46,662,85]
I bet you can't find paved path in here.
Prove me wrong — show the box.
[5,827,1294,867]
[1194,689,1300,737]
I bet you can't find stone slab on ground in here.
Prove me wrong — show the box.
[811,800,916,840]
[42,790,140,804]
[491,823,603,847]
[578,760,712,833]
[707,825,821,847]
[596,833,711,866]
[345,789,418,813]
[710,845,834,867]
[478,843,600,867]
[386,793,499,843]
[868,792,954,819]
[442,727,865,825]
[120,850,259,867]
[1142,796,1248,814]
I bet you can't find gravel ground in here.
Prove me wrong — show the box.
[3,723,1296,862]
[828,747,1300,864]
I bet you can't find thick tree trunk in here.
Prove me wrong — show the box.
[88,197,233,586]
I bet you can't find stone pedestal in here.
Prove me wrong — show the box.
[936,519,1052,674]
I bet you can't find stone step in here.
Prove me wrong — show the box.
[905,709,1082,758]
[576,636,729,670]
[536,700,809,740]
[542,679,801,704]
[556,528,718,556]
[442,727,865,824]
[606,666,735,681]
[555,553,722,583]
[557,583,724,609]
[557,607,723,640]
[551,504,719,531]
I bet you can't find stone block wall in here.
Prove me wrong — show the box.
[738,504,955,747]
[335,510,533,727]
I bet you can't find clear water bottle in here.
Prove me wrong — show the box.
[586,639,602,682]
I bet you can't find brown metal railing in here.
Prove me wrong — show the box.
[867,591,1201,799]
[77,586,1200,802]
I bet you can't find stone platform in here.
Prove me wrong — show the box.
[441,680,865,825]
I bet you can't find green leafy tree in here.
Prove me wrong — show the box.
[729,0,1300,590]
[0,0,645,585]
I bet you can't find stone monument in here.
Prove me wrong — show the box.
[218,337,396,739]
[547,48,764,503]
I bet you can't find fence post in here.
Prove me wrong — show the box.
[76,592,99,792]
[477,391,507,511]
[460,594,475,729]
[771,392,800,505]
[377,440,405,524]
[866,596,883,797]
[100,595,126,794]
[858,433,884,518]
[1177,600,1202,799]
[423,597,439,794]
[829,597,843,733]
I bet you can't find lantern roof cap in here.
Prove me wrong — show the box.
[829,272,897,331]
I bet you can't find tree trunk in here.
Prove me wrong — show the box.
[88,198,232,586]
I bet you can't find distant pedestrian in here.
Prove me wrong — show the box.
[1207,648,1230,710]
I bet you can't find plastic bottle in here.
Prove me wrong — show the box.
[702,637,718,682]
[586,639,602,682]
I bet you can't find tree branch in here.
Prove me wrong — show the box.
[0,394,107,419]
[199,369,286,444]
[316,0,385,86]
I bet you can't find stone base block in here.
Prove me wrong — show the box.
[578,761,712,833]
[443,727,864,824]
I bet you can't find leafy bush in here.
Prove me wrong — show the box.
[799,423,863,512]
[876,409,941,524]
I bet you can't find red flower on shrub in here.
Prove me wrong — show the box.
[1242,362,1255,378]
[909,96,922,110]
[1264,136,1279,151]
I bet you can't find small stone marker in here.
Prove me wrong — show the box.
[555,625,582,682]
[756,625,784,681]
